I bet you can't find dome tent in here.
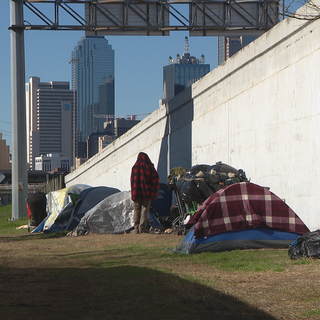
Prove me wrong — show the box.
[177,182,309,254]
[69,191,162,236]
[32,185,120,233]
[66,186,121,231]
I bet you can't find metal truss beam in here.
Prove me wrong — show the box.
[15,0,279,36]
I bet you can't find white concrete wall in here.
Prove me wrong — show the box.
[66,2,320,231]
[66,106,169,189]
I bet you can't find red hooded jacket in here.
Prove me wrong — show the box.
[131,152,160,201]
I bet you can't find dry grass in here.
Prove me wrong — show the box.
[0,231,320,320]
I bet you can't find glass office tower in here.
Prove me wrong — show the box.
[163,37,210,101]
[71,36,115,158]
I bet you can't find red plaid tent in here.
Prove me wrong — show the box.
[189,182,309,239]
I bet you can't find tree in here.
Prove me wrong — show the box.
[281,0,320,20]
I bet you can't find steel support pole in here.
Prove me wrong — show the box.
[10,0,28,220]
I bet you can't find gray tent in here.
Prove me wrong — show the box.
[70,191,134,235]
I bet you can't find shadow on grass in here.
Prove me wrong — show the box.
[0,265,276,320]
[0,232,68,242]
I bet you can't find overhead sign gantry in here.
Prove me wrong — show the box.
[23,0,279,36]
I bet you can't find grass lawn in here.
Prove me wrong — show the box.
[0,205,319,320]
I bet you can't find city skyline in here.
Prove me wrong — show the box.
[0,2,218,152]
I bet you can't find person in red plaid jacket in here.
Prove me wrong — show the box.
[130,152,160,233]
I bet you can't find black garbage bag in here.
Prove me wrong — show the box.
[207,163,239,175]
[168,162,249,204]
[181,179,215,203]
[185,164,210,175]
[174,169,221,203]
[288,230,320,260]
[207,162,248,184]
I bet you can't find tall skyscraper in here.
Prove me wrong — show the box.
[71,35,115,158]
[163,36,210,101]
[218,36,257,65]
[26,77,76,170]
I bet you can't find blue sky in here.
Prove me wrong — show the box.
[1,2,218,151]
[0,1,305,153]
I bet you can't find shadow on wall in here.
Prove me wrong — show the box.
[0,265,277,320]
[157,86,194,182]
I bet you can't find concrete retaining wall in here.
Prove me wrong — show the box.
[66,3,320,231]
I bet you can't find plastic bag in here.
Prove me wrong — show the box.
[288,230,320,259]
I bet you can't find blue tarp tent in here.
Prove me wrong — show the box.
[178,225,303,254]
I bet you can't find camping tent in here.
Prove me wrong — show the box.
[70,191,162,235]
[32,184,92,233]
[177,182,309,254]
[66,186,121,231]
[46,186,121,233]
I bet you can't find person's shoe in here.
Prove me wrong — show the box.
[131,227,139,234]
[139,227,148,233]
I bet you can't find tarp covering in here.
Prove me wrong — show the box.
[289,230,320,259]
[178,225,302,254]
[44,184,91,232]
[70,191,162,235]
[66,186,121,231]
[80,191,134,234]
[177,182,309,253]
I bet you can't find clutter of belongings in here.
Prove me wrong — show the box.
[174,182,310,254]
[166,162,310,253]
[166,162,249,229]
[167,161,249,204]
[25,161,311,255]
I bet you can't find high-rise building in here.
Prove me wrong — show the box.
[218,36,257,65]
[163,36,210,101]
[0,133,10,170]
[26,77,76,170]
[71,35,115,158]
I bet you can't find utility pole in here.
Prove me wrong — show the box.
[10,0,28,219]
[69,58,79,171]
